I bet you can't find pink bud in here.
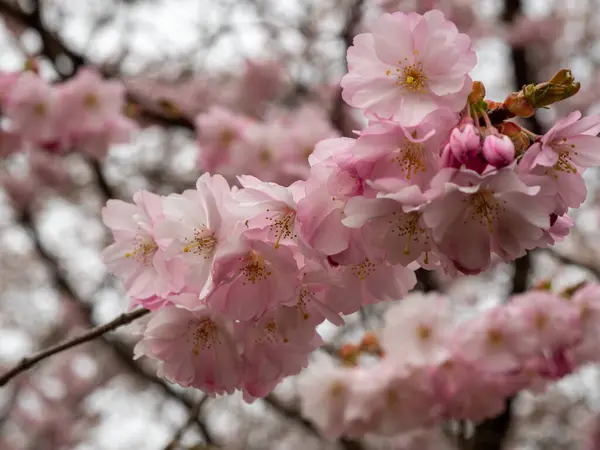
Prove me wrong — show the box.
[482,134,515,168]
[449,124,480,163]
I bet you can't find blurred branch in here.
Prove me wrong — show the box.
[541,248,600,279]
[0,0,195,131]
[263,394,365,450]
[163,396,213,450]
[15,211,214,444]
[330,0,364,137]
[471,0,536,448]
[0,308,149,386]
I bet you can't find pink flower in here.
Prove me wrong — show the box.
[449,307,524,373]
[433,359,516,422]
[381,292,452,366]
[539,213,574,246]
[206,231,299,321]
[341,10,476,126]
[356,109,458,189]
[342,184,440,267]
[237,59,284,109]
[326,260,417,314]
[101,191,185,299]
[528,111,600,170]
[508,291,581,358]
[370,363,439,434]
[57,68,125,134]
[241,305,323,402]
[298,355,354,437]
[195,106,250,174]
[5,72,59,144]
[134,306,243,394]
[71,116,137,159]
[571,283,600,364]
[423,168,555,274]
[155,173,238,297]
[231,175,302,248]
[294,258,345,326]
[518,146,586,216]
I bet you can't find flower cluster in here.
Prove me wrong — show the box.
[0,67,135,160]
[101,9,600,404]
[299,285,600,437]
[195,103,339,185]
[102,172,417,401]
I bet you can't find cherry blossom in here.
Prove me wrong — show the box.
[341,10,476,126]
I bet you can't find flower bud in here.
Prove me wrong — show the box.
[503,92,536,118]
[449,124,480,163]
[482,134,515,168]
[468,80,486,104]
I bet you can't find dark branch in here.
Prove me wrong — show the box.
[163,396,213,450]
[330,0,364,137]
[0,308,149,386]
[471,0,535,448]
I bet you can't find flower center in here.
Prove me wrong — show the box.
[487,329,504,347]
[386,53,428,93]
[84,93,99,109]
[220,129,236,146]
[392,138,426,180]
[350,258,377,281]
[468,190,503,233]
[187,317,220,355]
[534,312,548,330]
[417,324,432,341]
[389,211,427,256]
[33,102,47,116]
[124,238,158,266]
[297,288,312,320]
[183,227,217,259]
[259,148,272,164]
[266,208,297,249]
[241,250,271,284]
[256,319,288,344]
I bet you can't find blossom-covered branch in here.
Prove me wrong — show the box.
[0,308,149,386]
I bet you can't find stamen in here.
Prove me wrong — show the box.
[467,190,504,233]
[124,237,158,266]
[385,55,428,93]
[392,138,426,180]
[350,258,377,280]
[266,208,297,249]
[186,318,220,355]
[240,250,271,284]
[183,227,217,259]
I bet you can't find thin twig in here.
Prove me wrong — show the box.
[0,308,149,386]
[541,248,600,279]
[163,396,212,450]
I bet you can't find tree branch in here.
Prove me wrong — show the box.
[263,394,365,450]
[330,0,364,137]
[0,308,149,386]
[471,1,536,449]
[0,0,195,131]
[163,396,213,450]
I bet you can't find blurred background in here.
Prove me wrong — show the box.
[2,0,600,449]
